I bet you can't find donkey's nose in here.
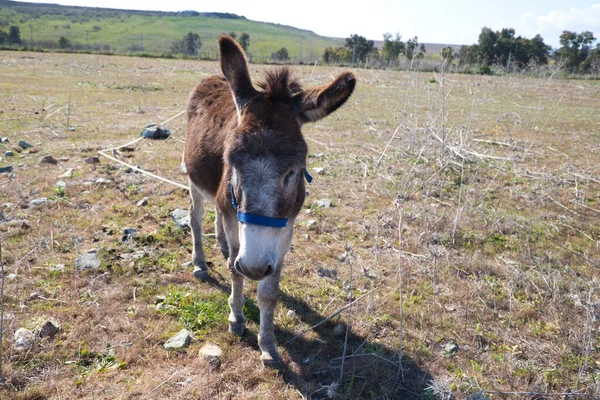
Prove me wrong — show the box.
[235,259,274,281]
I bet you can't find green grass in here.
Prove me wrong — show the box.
[157,287,229,333]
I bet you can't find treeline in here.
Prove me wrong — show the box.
[322,27,600,75]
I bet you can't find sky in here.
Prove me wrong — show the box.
[18,0,600,48]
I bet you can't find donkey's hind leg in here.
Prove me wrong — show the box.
[189,182,209,281]
[215,209,229,260]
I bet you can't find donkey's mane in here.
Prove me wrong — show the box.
[257,67,302,102]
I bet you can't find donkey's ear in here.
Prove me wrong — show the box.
[292,71,356,124]
[218,35,256,112]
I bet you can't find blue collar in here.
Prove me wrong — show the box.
[230,169,313,228]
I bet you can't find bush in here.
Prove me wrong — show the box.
[271,47,289,62]
[58,36,70,49]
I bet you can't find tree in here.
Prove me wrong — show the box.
[237,33,250,52]
[470,27,550,69]
[345,34,374,63]
[183,32,202,56]
[58,36,70,49]
[477,27,498,66]
[441,46,455,63]
[381,33,405,64]
[0,30,8,45]
[581,44,600,74]
[526,34,551,65]
[228,31,237,40]
[323,46,352,64]
[271,47,289,62]
[171,32,202,56]
[458,44,479,64]
[405,36,425,61]
[557,31,597,71]
[8,26,21,45]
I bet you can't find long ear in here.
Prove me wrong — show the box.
[218,35,257,113]
[292,71,356,124]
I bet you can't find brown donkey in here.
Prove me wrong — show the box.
[184,35,356,366]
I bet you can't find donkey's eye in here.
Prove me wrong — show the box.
[284,170,296,185]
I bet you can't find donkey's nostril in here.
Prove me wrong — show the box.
[264,264,274,277]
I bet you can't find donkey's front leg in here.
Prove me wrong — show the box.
[189,183,209,281]
[228,272,246,335]
[257,268,282,368]
[223,212,245,335]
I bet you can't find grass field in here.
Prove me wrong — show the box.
[0,50,599,399]
[0,1,343,62]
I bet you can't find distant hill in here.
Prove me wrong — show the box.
[0,0,344,62]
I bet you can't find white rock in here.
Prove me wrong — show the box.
[14,328,35,351]
[200,343,223,368]
[58,168,74,178]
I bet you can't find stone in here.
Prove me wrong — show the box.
[313,167,326,175]
[7,273,18,281]
[58,168,74,178]
[14,328,35,352]
[286,309,298,320]
[332,323,345,337]
[18,140,33,149]
[444,342,459,356]
[306,220,317,227]
[1,219,30,229]
[76,251,101,270]
[137,197,148,207]
[200,343,223,368]
[171,208,190,229]
[141,124,171,140]
[119,251,146,261]
[50,264,65,273]
[95,177,111,184]
[0,166,13,174]
[56,181,67,190]
[0,137,8,143]
[121,228,138,242]
[40,155,59,165]
[29,197,49,207]
[314,198,332,208]
[155,295,166,304]
[37,318,60,338]
[164,329,192,350]
[4,151,14,157]
[85,156,100,164]
[28,292,42,301]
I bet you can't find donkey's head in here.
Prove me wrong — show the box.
[219,35,356,281]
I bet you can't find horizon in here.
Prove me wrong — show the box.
[8,0,600,48]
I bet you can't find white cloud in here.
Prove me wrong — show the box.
[519,3,600,47]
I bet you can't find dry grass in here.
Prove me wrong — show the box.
[0,50,599,399]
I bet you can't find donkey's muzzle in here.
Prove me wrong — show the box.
[234,259,274,281]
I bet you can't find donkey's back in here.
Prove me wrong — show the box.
[184,75,237,198]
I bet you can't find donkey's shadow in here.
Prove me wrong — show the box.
[206,269,434,399]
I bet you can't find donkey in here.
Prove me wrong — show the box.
[183,35,356,366]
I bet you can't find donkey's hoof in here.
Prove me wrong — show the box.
[193,267,209,282]
[228,322,246,336]
[260,353,283,370]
